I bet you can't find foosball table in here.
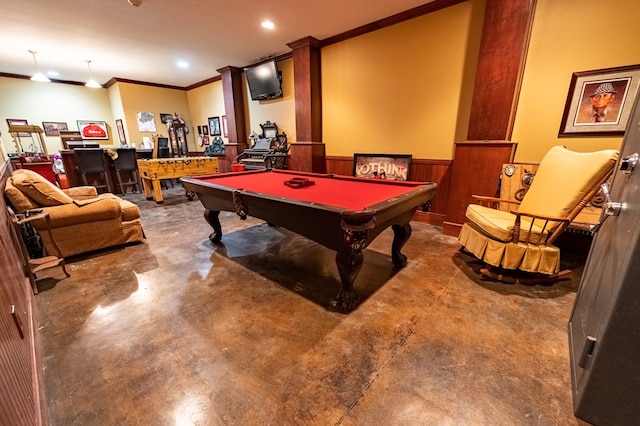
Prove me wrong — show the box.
[137,156,219,203]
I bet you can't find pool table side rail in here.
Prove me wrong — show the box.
[181,176,436,218]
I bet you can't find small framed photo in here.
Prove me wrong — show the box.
[559,64,640,137]
[222,115,228,138]
[160,113,173,124]
[197,125,202,135]
[202,135,210,145]
[7,118,30,136]
[202,124,209,135]
[7,118,27,126]
[77,120,109,140]
[353,154,412,181]
[115,119,127,145]
[42,121,68,136]
[208,116,221,136]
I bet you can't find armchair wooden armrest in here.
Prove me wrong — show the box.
[471,195,521,209]
[509,209,572,223]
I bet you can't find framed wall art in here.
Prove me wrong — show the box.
[208,116,221,136]
[77,120,108,140]
[42,121,68,136]
[160,113,173,124]
[6,118,30,137]
[115,119,127,145]
[222,115,228,138]
[137,111,157,132]
[353,153,412,181]
[559,64,640,137]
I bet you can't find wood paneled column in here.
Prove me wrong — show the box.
[467,0,536,140]
[287,36,325,173]
[442,0,535,236]
[217,66,248,171]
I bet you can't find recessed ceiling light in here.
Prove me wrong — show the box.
[177,61,189,69]
[261,20,275,30]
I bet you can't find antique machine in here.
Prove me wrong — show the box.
[235,121,288,170]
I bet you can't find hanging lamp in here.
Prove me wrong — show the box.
[29,50,50,82]
[85,60,102,88]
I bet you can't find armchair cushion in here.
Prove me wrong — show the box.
[63,186,99,199]
[10,168,73,207]
[96,193,141,221]
[4,178,37,212]
[30,198,122,228]
[465,204,549,243]
[519,146,619,221]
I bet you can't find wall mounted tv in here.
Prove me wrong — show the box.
[244,59,283,101]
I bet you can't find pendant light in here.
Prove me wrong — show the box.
[29,50,50,82]
[85,60,102,88]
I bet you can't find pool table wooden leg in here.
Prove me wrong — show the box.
[203,209,222,244]
[335,251,363,311]
[391,223,412,267]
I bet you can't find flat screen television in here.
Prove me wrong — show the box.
[244,59,283,101]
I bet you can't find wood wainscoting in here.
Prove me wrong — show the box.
[325,156,452,226]
[0,161,48,425]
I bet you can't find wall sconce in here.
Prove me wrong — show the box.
[85,60,102,88]
[29,50,50,83]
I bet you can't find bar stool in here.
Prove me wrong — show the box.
[74,148,111,193]
[112,148,141,194]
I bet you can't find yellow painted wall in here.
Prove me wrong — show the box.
[0,77,114,154]
[108,84,126,143]
[512,0,640,162]
[187,79,226,152]
[245,58,296,141]
[115,82,193,150]
[321,0,484,159]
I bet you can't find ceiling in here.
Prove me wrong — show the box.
[1,0,436,88]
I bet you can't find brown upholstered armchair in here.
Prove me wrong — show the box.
[4,168,144,258]
[458,146,618,279]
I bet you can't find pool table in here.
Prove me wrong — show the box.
[181,169,437,311]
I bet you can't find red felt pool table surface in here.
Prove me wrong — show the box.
[193,169,429,211]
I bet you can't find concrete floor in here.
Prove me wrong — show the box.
[34,184,588,425]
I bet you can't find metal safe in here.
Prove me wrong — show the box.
[568,92,640,425]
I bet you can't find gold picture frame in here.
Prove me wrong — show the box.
[559,64,640,137]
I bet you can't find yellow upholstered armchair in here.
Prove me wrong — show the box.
[458,146,618,279]
[4,168,145,258]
